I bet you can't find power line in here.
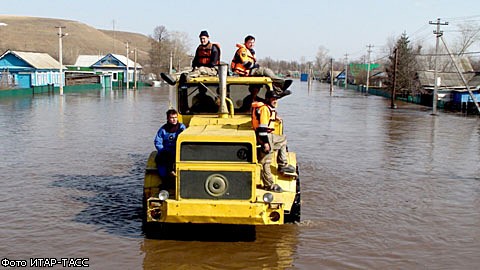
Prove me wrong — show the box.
[411,24,431,38]
[414,51,480,56]
[444,15,480,21]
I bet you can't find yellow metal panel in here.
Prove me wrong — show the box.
[176,163,257,201]
[188,76,273,85]
[147,199,284,225]
[144,151,161,189]
[186,115,252,127]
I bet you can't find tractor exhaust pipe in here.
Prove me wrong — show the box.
[218,63,229,118]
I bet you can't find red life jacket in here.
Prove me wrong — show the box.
[195,42,220,66]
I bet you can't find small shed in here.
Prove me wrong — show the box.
[0,50,65,89]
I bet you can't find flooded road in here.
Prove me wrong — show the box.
[0,82,479,269]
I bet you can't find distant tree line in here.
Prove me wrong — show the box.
[147,22,480,96]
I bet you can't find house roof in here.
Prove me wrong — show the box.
[349,63,381,76]
[330,71,341,78]
[416,55,478,91]
[1,50,65,69]
[88,53,142,69]
[468,73,480,88]
[417,71,476,89]
[74,55,103,67]
[416,55,473,73]
[111,54,142,69]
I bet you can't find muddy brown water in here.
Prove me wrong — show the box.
[0,82,479,269]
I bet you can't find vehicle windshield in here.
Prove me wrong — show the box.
[178,83,269,115]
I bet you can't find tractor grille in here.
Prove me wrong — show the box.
[179,171,252,200]
[180,142,252,162]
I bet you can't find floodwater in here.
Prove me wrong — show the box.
[0,81,479,270]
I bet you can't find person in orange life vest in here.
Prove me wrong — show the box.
[190,30,221,77]
[231,35,292,98]
[159,31,219,85]
[251,91,295,192]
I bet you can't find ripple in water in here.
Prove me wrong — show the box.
[51,153,145,238]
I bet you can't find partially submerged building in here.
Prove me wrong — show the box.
[0,50,65,89]
[416,55,480,111]
[73,53,142,88]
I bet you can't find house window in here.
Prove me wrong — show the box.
[112,72,117,81]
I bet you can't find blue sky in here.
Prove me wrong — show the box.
[1,0,479,63]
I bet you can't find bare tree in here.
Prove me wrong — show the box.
[148,26,192,77]
[455,22,480,54]
[149,25,170,77]
[167,31,192,72]
[152,26,168,43]
[315,46,330,79]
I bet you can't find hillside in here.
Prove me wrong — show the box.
[0,15,152,65]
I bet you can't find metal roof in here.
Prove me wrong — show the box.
[8,50,65,69]
[417,70,475,88]
[111,54,142,69]
[74,55,103,67]
[77,53,142,69]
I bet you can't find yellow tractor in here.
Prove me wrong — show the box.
[143,65,300,235]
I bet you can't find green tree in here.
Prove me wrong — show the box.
[385,32,420,97]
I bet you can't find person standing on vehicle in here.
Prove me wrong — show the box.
[231,35,292,97]
[154,109,186,183]
[190,30,221,77]
[251,91,296,192]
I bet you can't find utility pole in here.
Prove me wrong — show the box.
[330,58,334,95]
[391,48,398,109]
[366,44,374,95]
[169,52,173,74]
[344,53,349,90]
[112,20,116,53]
[307,61,313,89]
[125,41,129,90]
[134,48,138,90]
[429,18,448,115]
[56,26,66,96]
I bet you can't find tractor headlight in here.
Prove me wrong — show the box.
[158,190,169,201]
[263,192,274,203]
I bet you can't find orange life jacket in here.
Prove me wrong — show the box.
[231,43,256,76]
[251,101,276,132]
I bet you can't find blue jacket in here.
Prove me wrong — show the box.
[154,122,186,155]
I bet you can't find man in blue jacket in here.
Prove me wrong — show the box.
[154,109,186,183]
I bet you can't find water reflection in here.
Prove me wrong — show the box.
[141,225,299,269]
[51,153,145,238]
